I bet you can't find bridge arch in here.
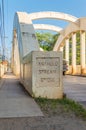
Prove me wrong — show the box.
[12,12,40,76]
[13,12,40,57]
[53,17,86,75]
[12,12,86,76]
[33,24,62,33]
[53,18,86,50]
[28,11,78,23]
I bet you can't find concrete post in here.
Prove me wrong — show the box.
[65,38,69,65]
[80,31,86,74]
[60,46,63,52]
[72,33,76,75]
[13,29,20,76]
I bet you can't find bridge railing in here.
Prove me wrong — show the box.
[66,65,86,75]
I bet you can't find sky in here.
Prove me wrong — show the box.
[1,0,86,58]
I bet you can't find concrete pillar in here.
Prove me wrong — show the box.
[11,42,14,72]
[72,33,76,75]
[59,46,63,59]
[80,31,86,74]
[13,29,20,76]
[60,46,63,52]
[65,39,69,65]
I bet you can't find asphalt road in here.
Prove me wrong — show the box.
[63,75,86,108]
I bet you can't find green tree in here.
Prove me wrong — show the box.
[36,31,81,65]
[76,32,80,65]
[36,32,59,51]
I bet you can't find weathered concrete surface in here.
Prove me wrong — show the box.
[29,11,78,22]
[22,51,63,99]
[53,17,86,76]
[33,24,62,32]
[63,75,86,109]
[0,64,7,78]
[0,72,43,118]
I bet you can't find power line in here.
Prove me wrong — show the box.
[2,0,5,56]
[2,0,5,35]
[0,0,9,61]
[0,0,6,60]
[0,3,3,55]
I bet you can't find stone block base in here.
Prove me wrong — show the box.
[21,51,63,99]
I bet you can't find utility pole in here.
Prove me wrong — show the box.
[1,0,5,61]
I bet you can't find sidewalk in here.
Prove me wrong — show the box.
[0,72,43,118]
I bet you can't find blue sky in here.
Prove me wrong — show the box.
[1,0,86,56]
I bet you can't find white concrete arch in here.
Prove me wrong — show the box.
[29,11,78,23]
[33,24,62,33]
[53,17,86,51]
[13,12,40,58]
[53,17,86,75]
[12,12,40,76]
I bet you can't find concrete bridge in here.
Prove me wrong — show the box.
[0,11,85,98]
[53,17,86,75]
[0,11,86,120]
[11,11,86,77]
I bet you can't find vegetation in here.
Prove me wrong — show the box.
[35,97,86,120]
[36,32,59,51]
[68,32,80,65]
[76,32,80,65]
[36,31,81,65]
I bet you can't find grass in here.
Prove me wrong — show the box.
[35,97,86,120]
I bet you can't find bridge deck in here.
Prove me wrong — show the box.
[64,75,86,109]
[0,72,43,118]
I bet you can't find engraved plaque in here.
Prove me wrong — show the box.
[35,57,60,87]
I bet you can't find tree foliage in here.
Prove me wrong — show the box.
[36,31,81,65]
[36,32,59,51]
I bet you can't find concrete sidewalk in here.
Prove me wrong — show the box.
[0,72,43,118]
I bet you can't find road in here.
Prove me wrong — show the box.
[63,75,86,108]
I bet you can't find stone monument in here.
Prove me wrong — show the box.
[22,51,63,99]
